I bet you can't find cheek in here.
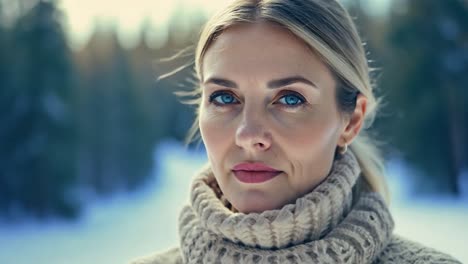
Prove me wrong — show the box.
[276,107,339,144]
[280,113,341,192]
[199,107,235,162]
[294,120,338,149]
[277,109,341,163]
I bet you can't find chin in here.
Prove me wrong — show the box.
[236,205,268,214]
[232,194,283,214]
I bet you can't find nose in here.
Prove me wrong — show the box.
[235,111,272,152]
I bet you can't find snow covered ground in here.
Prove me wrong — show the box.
[0,140,467,264]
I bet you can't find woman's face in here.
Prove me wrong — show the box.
[199,22,351,213]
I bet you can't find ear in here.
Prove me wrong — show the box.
[338,93,367,147]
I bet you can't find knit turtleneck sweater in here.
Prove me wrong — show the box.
[131,151,461,264]
[178,151,393,263]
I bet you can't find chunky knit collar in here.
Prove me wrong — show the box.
[178,151,394,263]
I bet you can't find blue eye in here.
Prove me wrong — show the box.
[277,93,305,106]
[209,91,239,106]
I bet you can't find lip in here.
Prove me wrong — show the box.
[233,162,280,172]
[232,162,282,184]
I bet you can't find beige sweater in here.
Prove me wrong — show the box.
[131,152,461,264]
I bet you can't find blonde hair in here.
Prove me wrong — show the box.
[179,0,389,203]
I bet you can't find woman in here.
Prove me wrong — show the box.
[132,0,460,263]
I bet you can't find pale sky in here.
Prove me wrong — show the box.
[58,0,392,50]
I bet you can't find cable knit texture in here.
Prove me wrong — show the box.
[130,151,461,264]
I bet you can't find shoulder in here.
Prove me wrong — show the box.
[129,247,183,264]
[375,235,461,264]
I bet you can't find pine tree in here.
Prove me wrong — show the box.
[75,25,156,194]
[380,0,468,194]
[0,0,78,218]
[0,0,14,215]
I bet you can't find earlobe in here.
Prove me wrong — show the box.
[339,94,367,147]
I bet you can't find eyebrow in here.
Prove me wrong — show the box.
[203,76,318,89]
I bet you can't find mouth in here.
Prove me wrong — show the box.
[232,162,282,183]
[232,170,282,184]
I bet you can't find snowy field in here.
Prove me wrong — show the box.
[0,140,467,264]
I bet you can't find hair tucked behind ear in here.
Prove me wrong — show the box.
[180,0,390,204]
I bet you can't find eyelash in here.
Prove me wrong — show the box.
[208,90,307,108]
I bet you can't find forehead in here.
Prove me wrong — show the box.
[202,22,332,84]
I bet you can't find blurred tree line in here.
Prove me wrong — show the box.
[0,0,201,219]
[383,0,468,195]
[350,0,468,195]
[0,0,466,219]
